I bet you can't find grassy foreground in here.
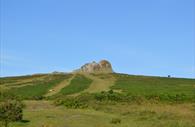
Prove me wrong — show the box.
[8,101,195,127]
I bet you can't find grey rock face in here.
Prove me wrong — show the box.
[74,60,113,73]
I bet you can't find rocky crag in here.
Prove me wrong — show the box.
[74,60,113,73]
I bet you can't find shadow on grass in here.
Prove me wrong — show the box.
[20,120,30,123]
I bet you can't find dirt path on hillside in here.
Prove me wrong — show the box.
[84,74,116,93]
[44,75,75,97]
[69,74,116,97]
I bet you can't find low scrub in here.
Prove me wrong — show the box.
[54,90,195,109]
[54,96,88,109]
[0,100,24,127]
[110,118,121,124]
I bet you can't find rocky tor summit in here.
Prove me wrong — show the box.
[74,60,113,73]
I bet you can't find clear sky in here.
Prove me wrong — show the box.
[0,0,195,78]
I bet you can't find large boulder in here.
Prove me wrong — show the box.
[74,60,113,73]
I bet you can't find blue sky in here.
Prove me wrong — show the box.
[0,0,195,78]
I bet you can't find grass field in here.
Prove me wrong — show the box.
[6,101,195,127]
[2,74,71,99]
[111,74,195,101]
[0,73,195,127]
[59,74,93,95]
[0,74,47,84]
[1,73,194,100]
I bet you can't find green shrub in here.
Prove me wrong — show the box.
[110,118,121,124]
[94,91,130,102]
[63,99,88,109]
[53,99,64,106]
[108,89,113,94]
[53,89,195,110]
[54,95,89,109]
[0,100,24,127]
[33,95,44,100]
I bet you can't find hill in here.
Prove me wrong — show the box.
[0,73,194,101]
[0,73,195,127]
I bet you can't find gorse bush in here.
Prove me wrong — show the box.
[54,91,141,109]
[63,99,88,109]
[54,97,88,109]
[94,91,127,102]
[0,100,24,127]
[54,90,195,109]
[144,93,195,103]
[54,93,95,109]
[110,118,121,124]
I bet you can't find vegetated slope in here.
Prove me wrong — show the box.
[1,73,195,127]
[4,74,71,99]
[44,74,74,97]
[1,73,195,100]
[82,73,116,93]
[111,73,195,101]
[10,101,195,127]
[0,74,47,84]
[0,74,48,89]
[59,74,93,95]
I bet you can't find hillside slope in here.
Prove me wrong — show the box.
[0,73,195,100]
[1,73,195,127]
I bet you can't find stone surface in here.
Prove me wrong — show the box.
[74,60,113,73]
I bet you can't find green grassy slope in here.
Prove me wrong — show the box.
[0,74,46,84]
[111,74,195,101]
[1,73,195,100]
[1,73,195,127]
[2,74,72,99]
[59,74,93,95]
[0,74,47,88]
